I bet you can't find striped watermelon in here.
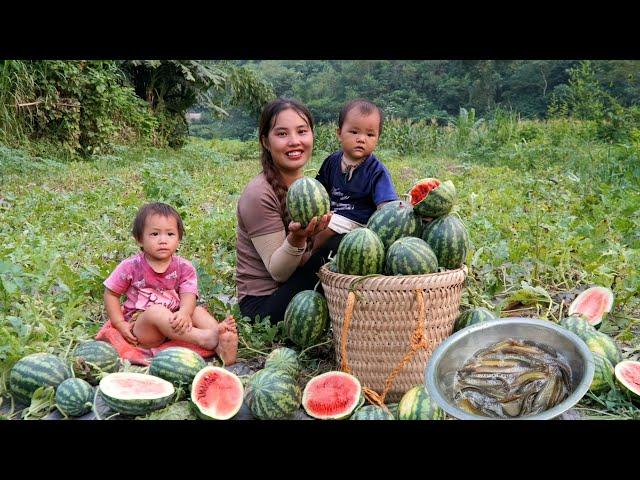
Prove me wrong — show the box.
[589,354,614,395]
[421,214,469,270]
[385,236,438,276]
[244,368,301,420]
[149,347,206,388]
[99,372,175,416]
[191,366,244,420]
[284,290,329,348]
[397,385,445,420]
[366,201,419,250]
[302,371,362,420]
[264,347,301,377]
[336,228,385,276]
[71,340,120,385]
[454,307,496,332]
[409,178,456,218]
[286,177,330,227]
[584,331,623,366]
[9,353,72,405]
[559,314,595,340]
[55,378,94,417]
[350,405,395,420]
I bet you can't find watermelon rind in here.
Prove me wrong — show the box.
[589,354,614,395]
[454,307,496,332]
[559,314,595,341]
[149,347,206,389]
[584,331,623,366]
[9,353,72,405]
[190,366,244,420]
[397,385,445,420]
[385,237,438,276]
[336,228,385,276]
[55,378,94,417]
[284,290,329,348]
[244,368,301,420]
[421,214,469,270]
[286,177,330,227]
[99,372,175,417]
[302,371,362,420]
[350,405,395,420]
[614,360,640,403]
[410,178,457,218]
[264,347,301,377]
[568,286,614,328]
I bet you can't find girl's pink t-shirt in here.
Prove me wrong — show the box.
[104,252,199,321]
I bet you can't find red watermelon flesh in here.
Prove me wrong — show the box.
[568,286,614,327]
[302,371,362,420]
[191,367,244,420]
[615,361,640,400]
[410,179,441,206]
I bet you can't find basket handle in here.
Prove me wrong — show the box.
[340,288,431,407]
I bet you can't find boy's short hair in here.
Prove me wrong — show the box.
[132,202,184,242]
[338,99,384,134]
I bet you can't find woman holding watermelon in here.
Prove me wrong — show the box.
[235,98,334,323]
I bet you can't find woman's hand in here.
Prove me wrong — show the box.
[288,212,333,243]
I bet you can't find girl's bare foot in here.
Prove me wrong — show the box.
[216,322,238,366]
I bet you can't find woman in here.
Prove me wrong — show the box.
[235,98,336,323]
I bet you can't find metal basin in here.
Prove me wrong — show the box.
[425,317,594,420]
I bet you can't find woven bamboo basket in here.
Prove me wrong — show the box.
[318,263,467,403]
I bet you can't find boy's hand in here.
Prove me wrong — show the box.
[170,311,193,335]
[114,321,138,346]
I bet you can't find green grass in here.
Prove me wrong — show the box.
[1,116,639,418]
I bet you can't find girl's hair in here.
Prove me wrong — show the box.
[258,98,314,230]
[132,202,184,245]
[338,98,384,134]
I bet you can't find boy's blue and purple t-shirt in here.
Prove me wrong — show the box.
[315,151,398,225]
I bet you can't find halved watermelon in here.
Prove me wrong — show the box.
[302,371,362,420]
[409,178,456,219]
[99,372,175,416]
[191,366,244,420]
[568,286,614,327]
[614,360,640,402]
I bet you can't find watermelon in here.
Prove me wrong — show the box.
[71,341,120,385]
[264,347,301,377]
[149,347,206,389]
[55,378,94,417]
[366,201,419,250]
[191,366,244,420]
[386,402,399,419]
[559,314,595,341]
[454,307,496,332]
[421,214,469,270]
[584,331,623,366]
[397,385,445,420]
[350,405,395,420]
[286,177,330,227]
[568,286,614,328]
[409,178,456,218]
[336,228,385,276]
[302,371,362,420]
[99,372,175,416]
[385,237,438,276]
[284,290,329,348]
[614,360,640,403]
[9,353,72,405]
[589,354,614,395]
[244,368,301,420]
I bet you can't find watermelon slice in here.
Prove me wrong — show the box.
[409,178,456,218]
[568,286,614,327]
[99,372,175,416]
[614,360,640,402]
[302,371,362,420]
[191,366,244,420]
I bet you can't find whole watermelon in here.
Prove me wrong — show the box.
[286,177,330,227]
[149,347,206,388]
[454,307,496,332]
[336,228,385,276]
[350,405,395,420]
[284,290,329,348]
[589,353,614,395]
[264,347,301,377]
[9,353,72,405]
[244,368,301,420]
[71,340,120,385]
[367,201,419,250]
[397,385,445,420]
[385,236,438,276]
[56,378,94,417]
[421,214,469,270]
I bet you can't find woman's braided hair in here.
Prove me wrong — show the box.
[259,98,314,232]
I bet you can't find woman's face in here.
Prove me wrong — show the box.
[262,108,313,175]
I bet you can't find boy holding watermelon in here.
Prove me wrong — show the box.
[311,99,398,257]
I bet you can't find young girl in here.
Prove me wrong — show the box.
[103,202,238,365]
[311,99,399,255]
